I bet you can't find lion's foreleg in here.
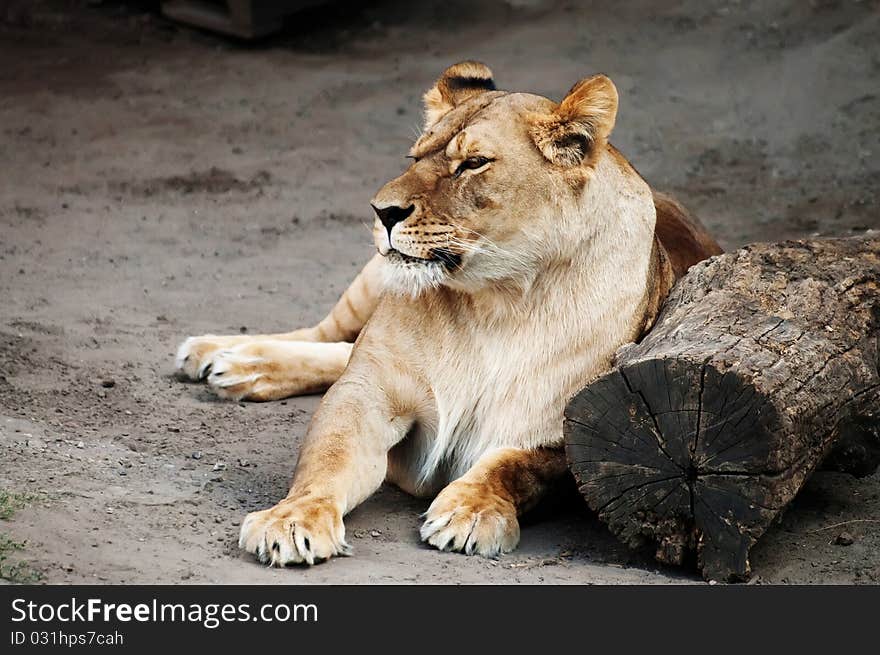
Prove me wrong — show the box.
[420,447,568,557]
[238,372,413,565]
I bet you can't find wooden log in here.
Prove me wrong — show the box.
[564,237,880,581]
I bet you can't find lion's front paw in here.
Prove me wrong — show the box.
[208,344,278,400]
[205,343,283,401]
[239,496,351,566]
[420,481,520,558]
[175,335,251,380]
[206,341,350,401]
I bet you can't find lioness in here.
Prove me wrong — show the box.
[176,62,721,565]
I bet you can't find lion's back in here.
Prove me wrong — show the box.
[653,191,723,279]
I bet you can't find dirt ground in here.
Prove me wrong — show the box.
[1,0,878,585]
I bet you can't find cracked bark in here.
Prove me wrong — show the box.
[564,237,880,581]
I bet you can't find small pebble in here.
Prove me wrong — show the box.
[835,531,854,546]
[212,462,226,471]
[370,530,381,538]
[192,451,202,460]
[101,379,115,388]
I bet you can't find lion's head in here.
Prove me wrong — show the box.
[372,61,653,296]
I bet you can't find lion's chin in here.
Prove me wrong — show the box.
[381,252,448,297]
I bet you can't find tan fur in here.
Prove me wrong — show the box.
[652,190,723,277]
[176,63,721,565]
[205,341,352,401]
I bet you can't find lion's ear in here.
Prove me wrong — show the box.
[423,61,496,129]
[530,74,618,166]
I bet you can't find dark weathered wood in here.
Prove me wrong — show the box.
[564,237,880,581]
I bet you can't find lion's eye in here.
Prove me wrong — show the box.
[454,156,492,177]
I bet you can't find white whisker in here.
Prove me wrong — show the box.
[447,223,534,272]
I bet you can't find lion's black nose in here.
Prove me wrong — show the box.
[372,203,415,235]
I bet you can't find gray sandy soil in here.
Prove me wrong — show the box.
[0,0,878,584]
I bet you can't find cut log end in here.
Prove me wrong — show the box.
[565,358,796,582]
